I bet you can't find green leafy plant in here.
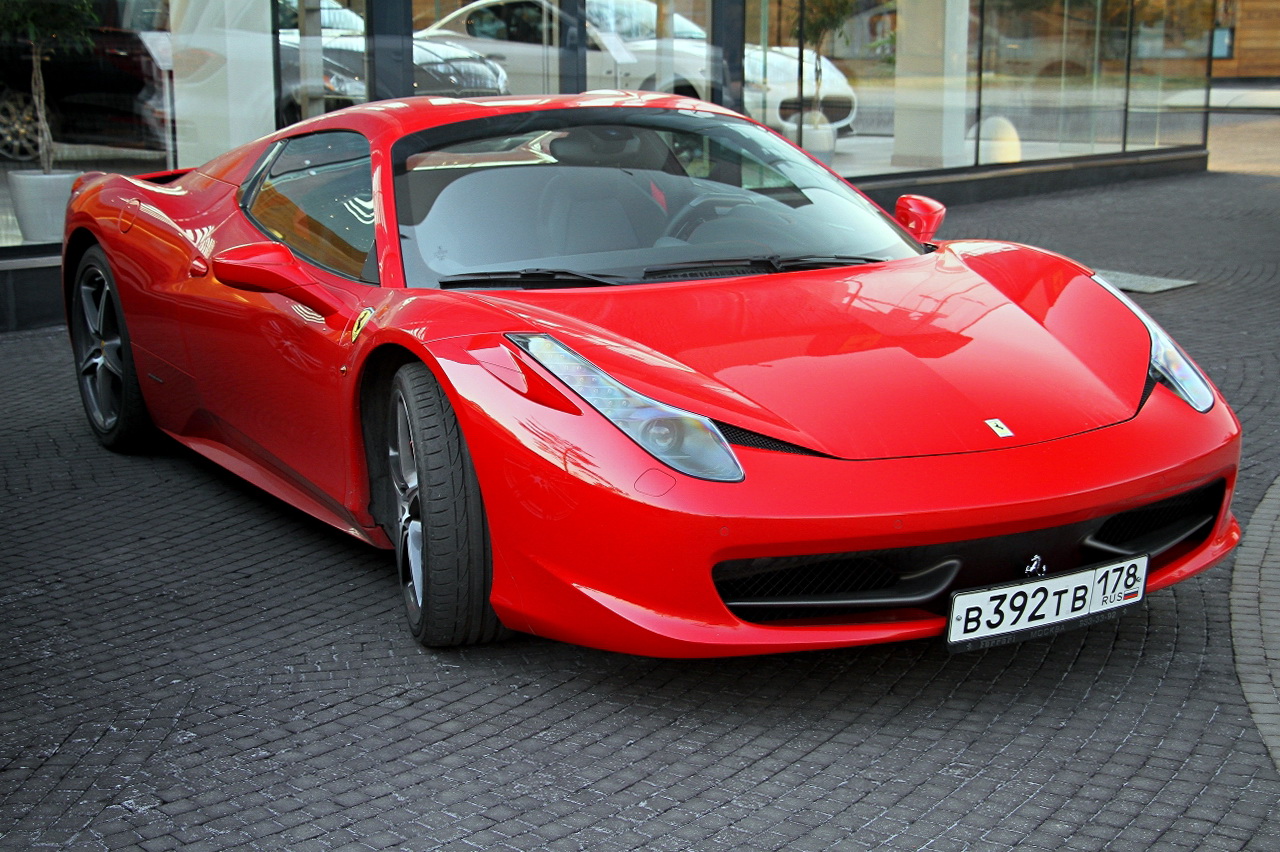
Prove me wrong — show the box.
[0,0,98,172]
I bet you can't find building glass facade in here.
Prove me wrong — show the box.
[1,0,1213,248]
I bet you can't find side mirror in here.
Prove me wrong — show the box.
[212,242,342,316]
[894,194,947,244]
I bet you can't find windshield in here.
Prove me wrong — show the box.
[392,108,922,288]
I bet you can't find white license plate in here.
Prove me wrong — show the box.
[947,555,1148,649]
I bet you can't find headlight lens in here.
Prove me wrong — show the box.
[324,71,366,99]
[509,333,744,482]
[1093,275,1214,413]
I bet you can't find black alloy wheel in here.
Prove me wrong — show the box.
[69,246,152,451]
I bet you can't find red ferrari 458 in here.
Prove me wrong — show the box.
[63,91,1241,657]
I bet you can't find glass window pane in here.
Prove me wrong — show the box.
[1124,0,1213,150]
[973,0,1130,163]
[277,0,369,126]
[248,130,376,280]
[735,0,1209,177]
[414,0,715,99]
[741,0,862,166]
[1,0,177,246]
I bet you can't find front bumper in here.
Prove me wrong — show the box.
[434,342,1241,658]
[744,88,858,131]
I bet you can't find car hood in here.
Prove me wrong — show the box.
[474,242,1154,460]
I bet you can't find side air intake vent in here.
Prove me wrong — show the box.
[713,422,831,457]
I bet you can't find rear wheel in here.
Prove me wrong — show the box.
[69,246,153,451]
[386,362,505,647]
[0,89,39,162]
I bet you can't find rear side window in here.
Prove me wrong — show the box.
[245,130,377,282]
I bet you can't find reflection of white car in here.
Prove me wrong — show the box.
[275,0,507,124]
[417,0,856,132]
[741,44,856,133]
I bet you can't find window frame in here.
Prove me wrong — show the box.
[240,130,380,285]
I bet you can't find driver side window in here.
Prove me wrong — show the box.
[246,131,377,282]
[465,8,508,39]
[466,1,553,45]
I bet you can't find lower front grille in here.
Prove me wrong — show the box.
[714,480,1225,623]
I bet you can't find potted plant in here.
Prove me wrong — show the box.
[0,0,98,243]
[787,0,852,162]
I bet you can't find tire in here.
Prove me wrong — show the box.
[69,246,153,452]
[386,362,505,647]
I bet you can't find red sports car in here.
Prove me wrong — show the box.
[63,91,1241,657]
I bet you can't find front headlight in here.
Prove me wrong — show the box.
[1093,274,1214,413]
[324,71,366,99]
[509,333,744,482]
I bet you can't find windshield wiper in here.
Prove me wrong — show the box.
[773,254,888,270]
[642,254,885,280]
[437,268,627,289]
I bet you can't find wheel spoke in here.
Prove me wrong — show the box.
[390,391,426,622]
[78,345,102,378]
[404,514,425,610]
[89,357,119,430]
[80,278,102,337]
[390,396,418,495]
[95,366,119,425]
[100,337,125,379]
[95,285,112,340]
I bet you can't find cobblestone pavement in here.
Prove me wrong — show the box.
[2,115,1278,851]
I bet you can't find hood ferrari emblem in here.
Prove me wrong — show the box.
[985,418,1014,438]
[351,307,375,342]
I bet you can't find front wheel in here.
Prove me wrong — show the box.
[386,362,505,647]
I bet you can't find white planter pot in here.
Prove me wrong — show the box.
[8,169,80,244]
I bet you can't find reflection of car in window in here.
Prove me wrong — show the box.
[0,0,169,159]
[465,2,555,45]
[0,0,508,161]
[274,0,509,125]
[465,8,509,41]
[418,0,857,134]
[275,0,365,32]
